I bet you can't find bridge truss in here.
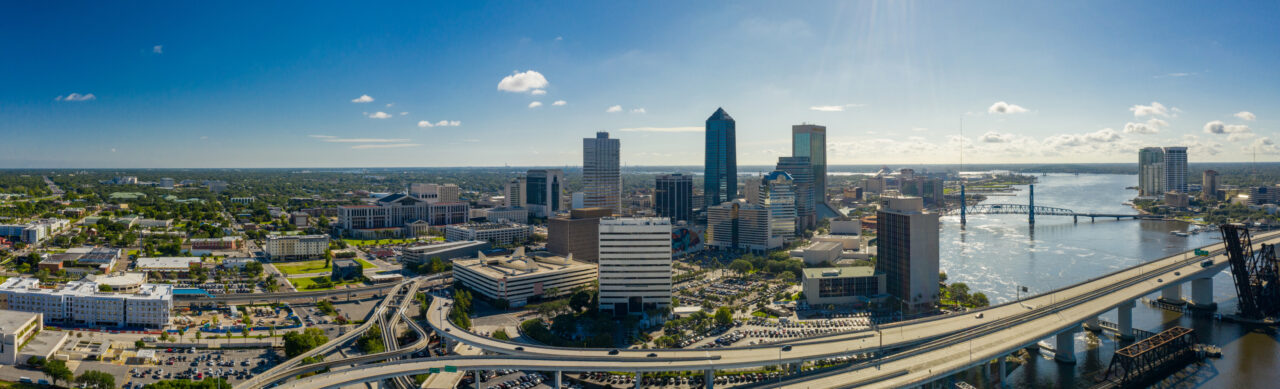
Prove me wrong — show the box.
[1220,224,1280,319]
[1101,326,1197,388]
[945,203,1076,217]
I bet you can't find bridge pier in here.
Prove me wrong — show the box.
[1073,215,1077,223]
[999,354,1007,388]
[555,371,562,389]
[1189,277,1217,311]
[635,372,642,389]
[1117,300,1136,341]
[1159,283,1185,305]
[1055,325,1078,364]
[705,369,715,389]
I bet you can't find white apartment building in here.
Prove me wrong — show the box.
[0,277,173,328]
[264,234,330,261]
[0,218,70,244]
[444,223,533,245]
[452,248,597,307]
[409,183,461,203]
[597,217,672,316]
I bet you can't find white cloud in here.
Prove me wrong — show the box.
[308,135,337,139]
[316,137,410,143]
[153,45,163,54]
[809,103,865,112]
[366,111,392,119]
[528,101,543,108]
[631,108,646,114]
[1249,137,1280,154]
[979,131,1012,143]
[1084,128,1121,142]
[418,120,461,128]
[552,100,567,106]
[399,112,408,116]
[385,103,394,107]
[1235,111,1257,121]
[351,94,375,103]
[1203,120,1251,136]
[497,70,549,93]
[110,148,116,153]
[606,105,623,113]
[351,144,421,149]
[1129,101,1170,117]
[1123,118,1168,134]
[531,89,547,96]
[555,36,563,41]
[56,93,96,102]
[618,126,702,133]
[987,101,1028,114]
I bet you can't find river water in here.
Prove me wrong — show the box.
[939,174,1279,388]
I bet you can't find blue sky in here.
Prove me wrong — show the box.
[2,1,1279,168]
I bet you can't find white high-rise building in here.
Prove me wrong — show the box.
[504,177,527,208]
[1163,146,1188,194]
[875,197,939,314]
[597,217,672,316]
[758,171,797,242]
[583,132,621,213]
[410,183,460,203]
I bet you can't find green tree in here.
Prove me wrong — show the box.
[714,306,733,326]
[42,359,73,387]
[569,289,593,312]
[729,259,753,276]
[283,327,330,359]
[969,292,990,308]
[75,370,116,389]
[492,329,511,341]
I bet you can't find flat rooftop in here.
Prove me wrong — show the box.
[455,251,596,280]
[0,309,40,334]
[803,266,877,279]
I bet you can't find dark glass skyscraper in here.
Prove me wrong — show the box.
[705,108,737,208]
[792,124,827,203]
[655,174,693,223]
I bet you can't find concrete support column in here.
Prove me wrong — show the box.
[1082,316,1101,332]
[705,369,715,389]
[554,371,561,389]
[998,354,1007,388]
[1190,277,1218,311]
[634,372,642,389]
[1117,300,1136,341]
[1055,327,1078,364]
[1159,283,1184,305]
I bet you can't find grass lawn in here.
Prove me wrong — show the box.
[290,276,365,291]
[273,258,375,275]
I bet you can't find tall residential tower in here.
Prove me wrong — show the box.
[583,132,621,213]
[1138,147,1164,196]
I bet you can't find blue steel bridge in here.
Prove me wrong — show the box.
[949,184,1163,224]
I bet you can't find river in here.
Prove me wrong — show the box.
[938,173,1279,388]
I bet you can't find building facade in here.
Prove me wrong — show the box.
[453,249,597,307]
[583,132,622,213]
[263,234,330,261]
[792,124,827,203]
[654,174,694,223]
[775,156,815,231]
[337,193,469,236]
[0,310,43,365]
[0,277,172,328]
[444,223,533,245]
[706,199,777,252]
[409,183,461,203]
[400,240,490,265]
[704,108,738,209]
[547,208,613,263]
[1202,170,1219,201]
[504,177,527,208]
[759,171,797,243]
[525,169,565,218]
[597,218,672,316]
[875,197,939,314]
[1163,146,1188,194]
[802,267,886,306]
[1138,147,1165,196]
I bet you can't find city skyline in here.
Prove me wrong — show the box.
[3,2,1279,168]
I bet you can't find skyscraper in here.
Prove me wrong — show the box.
[597,217,672,316]
[655,174,693,223]
[705,108,737,208]
[1202,170,1219,201]
[583,132,622,213]
[707,199,776,252]
[875,197,939,314]
[504,176,527,208]
[526,169,565,218]
[792,124,827,203]
[759,171,797,242]
[1163,146,1188,194]
[776,156,815,231]
[1138,147,1164,196]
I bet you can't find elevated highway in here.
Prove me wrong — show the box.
[265,232,1280,388]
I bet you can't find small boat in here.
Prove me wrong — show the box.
[1171,231,1189,237]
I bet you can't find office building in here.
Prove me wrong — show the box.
[1202,170,1219,201]
[205,181,228,193]
[453,249,597,307]
[1165,191,1190,208]
[597,217,672,316]
[875,197,940,314]
[792,124,827,203]
[158,178,175,189]
[705,108,738,208]
[707,199,778,252]
[0,219,69,244]
[187,237,240,251]
[583,132,622,213]
[655,174,694,223]
[1163,146,1188,194]
[776,156,816,230]
[526,169,566,218]
[0,277,173,328]
[1138,147,1165,196]
[409,183,461,203]
[264,234,330,261]
[571,192,585,209]
[444,222,533,245]
[504,177,527,208]
[485,207,529,224]
[741,176,762,206]
[337,193,469,236]
[331,259,363,281]
[759,171,797,242]
[401,240,491,265]
[802,267,886,306]
[135,257,203,275]
[0,310,44,365]
[547,208,613,263]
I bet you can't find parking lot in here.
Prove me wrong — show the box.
[118,347,280,388]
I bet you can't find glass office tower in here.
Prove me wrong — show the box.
[792,124,827,203]
[705,108,738,209]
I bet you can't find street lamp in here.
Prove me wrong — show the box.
[778,345,791,385]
